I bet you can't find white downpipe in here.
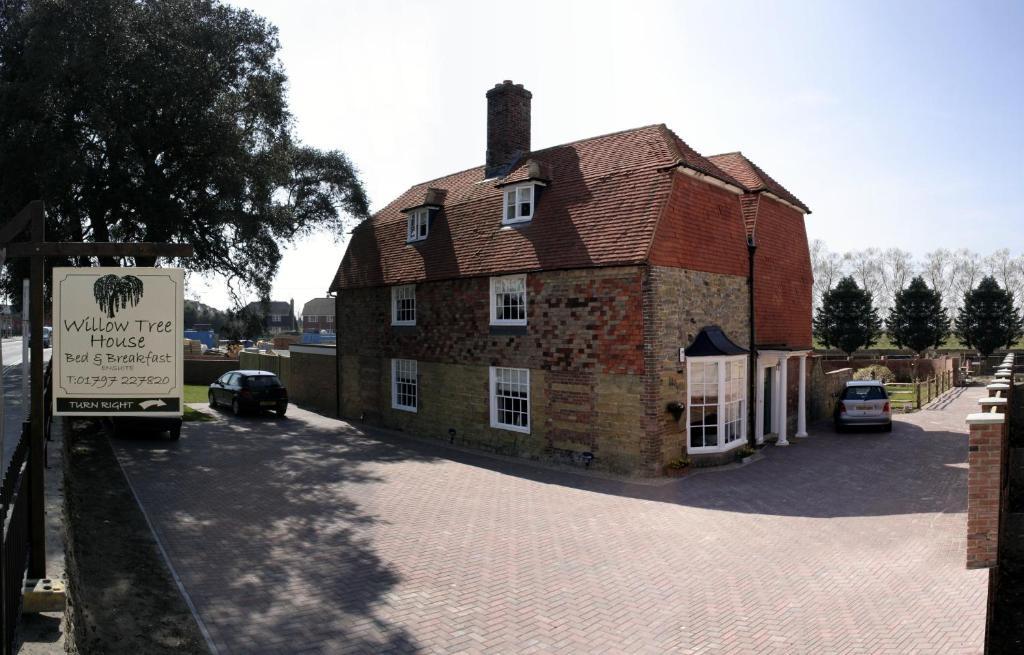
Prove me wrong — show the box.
[796,355,808,438]
[777,357,790,446]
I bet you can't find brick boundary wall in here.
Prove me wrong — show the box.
[966,354,1015,570]
[966,420,1007,569]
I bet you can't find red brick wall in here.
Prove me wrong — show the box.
[649,173,748,276]
[966,420,1007,569]
[752,197,813,349]
[649,173,812,350]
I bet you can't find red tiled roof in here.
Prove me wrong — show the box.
[706,152,810,213]
[330,126,799,291]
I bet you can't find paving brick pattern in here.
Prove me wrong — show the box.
[113,387,987,654]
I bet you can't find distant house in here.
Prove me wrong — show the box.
[329,81,813,475]
[301,297,336,333]
[244,300,296,335]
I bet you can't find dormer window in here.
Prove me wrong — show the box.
[503,184,534,224]
[406,208,429,242]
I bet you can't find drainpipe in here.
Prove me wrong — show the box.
[333,292,341,418]
[747,239,758,448]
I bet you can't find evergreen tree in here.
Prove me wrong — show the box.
[813,276,883,356]
[954,276,1024,357]
[886,276,950,355]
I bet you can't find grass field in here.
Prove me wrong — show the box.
[184,384,208,404]
[182,384,213,422]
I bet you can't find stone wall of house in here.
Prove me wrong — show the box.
[336,266,650,473]
[647,266,750,465]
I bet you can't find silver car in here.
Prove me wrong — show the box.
[834,381,892,432]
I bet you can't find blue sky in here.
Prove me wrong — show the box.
[200,0,1023,311]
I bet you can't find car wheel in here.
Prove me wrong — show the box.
[884,422,893,433]
[208,391,217,409]
[169,423,181,441]
[276,406,287,418]
[232,398,241,416]
[834,421,844,434]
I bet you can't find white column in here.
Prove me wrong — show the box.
[796,354,808,438]
[777,356,789,446]
[755,364,765,445]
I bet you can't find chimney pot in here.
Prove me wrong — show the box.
[485,80,531,178]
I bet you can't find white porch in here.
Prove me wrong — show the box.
[754,350,811,446]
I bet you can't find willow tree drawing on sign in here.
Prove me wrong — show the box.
[93,275,144,318]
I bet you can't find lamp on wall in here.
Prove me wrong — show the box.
[666,401,685,421]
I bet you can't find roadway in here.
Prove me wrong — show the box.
[1,337,52,468]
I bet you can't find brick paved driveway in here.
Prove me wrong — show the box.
[112,386,987,654]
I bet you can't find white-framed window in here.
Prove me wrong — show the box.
[326,315,334,325]
[391,285,416,326]
[391,359,418,412]
[490,366,530,432]
[686,356,747,453]
[502,184,534,224]
[489,274,527,326]
[406,208,429,242]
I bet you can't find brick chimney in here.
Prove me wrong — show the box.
[485,80,532,178]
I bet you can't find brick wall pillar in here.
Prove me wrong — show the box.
[966,412,1007,569]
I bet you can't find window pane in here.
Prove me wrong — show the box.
[493,367,529,429]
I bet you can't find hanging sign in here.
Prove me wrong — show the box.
[53,267,183,416]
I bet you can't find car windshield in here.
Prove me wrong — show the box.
[245,375,281,389]
[843,385,887,401]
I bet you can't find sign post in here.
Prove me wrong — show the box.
[53,268,183,417]
[1,200,192,578]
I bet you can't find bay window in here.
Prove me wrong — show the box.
[687,356,747,453]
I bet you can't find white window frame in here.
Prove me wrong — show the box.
[489,274,527,326]
[685,355,747,454]
[391,285,416,326]
[406,208,429,242]
[490,366,530,433]
[502,184,535,224]
[391,359,418,412]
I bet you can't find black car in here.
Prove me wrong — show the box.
[111,416,182,441]
[209,370,288,416]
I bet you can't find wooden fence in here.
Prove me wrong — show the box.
[885,369,955,411]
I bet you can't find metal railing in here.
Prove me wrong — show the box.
[1,422,31,655]
[0,358,50,654]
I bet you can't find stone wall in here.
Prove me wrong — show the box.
[821,356,959,383]
[647,266,750,465]
[808,361,851,423]
[337,266,651,473]
[289,346,336,415]
[183,358,238,385]
[337,266,645,373]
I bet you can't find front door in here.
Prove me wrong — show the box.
[763,366,773,434]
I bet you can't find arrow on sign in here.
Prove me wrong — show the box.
[138,399,167,410]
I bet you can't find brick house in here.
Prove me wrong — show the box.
[329,81,813,474]
[301,297,336,333]
[244,299,297,335]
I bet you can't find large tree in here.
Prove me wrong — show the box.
[886,276,950,355]
[813,276,883,356]
[954,276,1024,357]
[0,0,368,302]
